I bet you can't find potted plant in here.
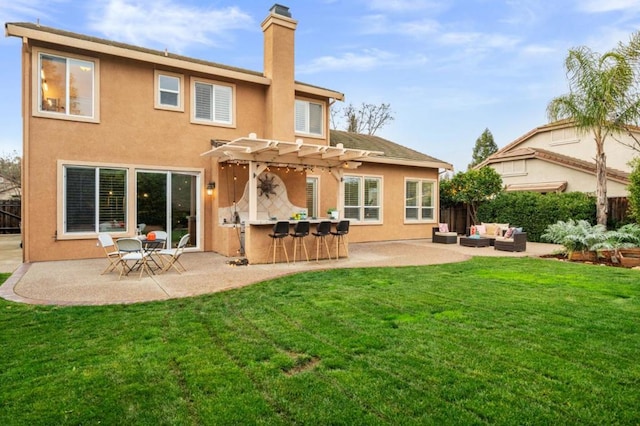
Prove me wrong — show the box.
[327,208,339,220]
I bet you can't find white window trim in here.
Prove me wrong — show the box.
[306,175,320,218]
[32,48,100,123]
[404,177,437,224]
[343,174,383,224]
[295,97,326,138]
[57,159,204,246]
[190,77,236,127]
[154,70,184,112]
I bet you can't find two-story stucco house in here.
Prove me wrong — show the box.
[478,120,638,197]
[6,4,451,264]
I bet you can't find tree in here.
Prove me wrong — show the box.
[440,167,503,226]
[0,151,21,199]
[628,158,640,222]
[330,102,394,135]
[547,32,640,226]
[468,128,498,169]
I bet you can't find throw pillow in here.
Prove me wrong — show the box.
[504,227,514,238]
[476,224,486,235]
[439,223,449,233]
[483,222,496,235]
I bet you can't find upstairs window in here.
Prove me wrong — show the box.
[37,51,98,121]
[295,99,323,136]
[192,79,234,126]
[405,179,435,222]
[154,71,184,111]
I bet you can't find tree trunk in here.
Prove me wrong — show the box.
[595,146,608,226]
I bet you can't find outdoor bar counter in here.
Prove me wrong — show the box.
[242,219,344,264]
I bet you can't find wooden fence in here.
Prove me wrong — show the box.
[0,199,21,234]
[440,197,632,234]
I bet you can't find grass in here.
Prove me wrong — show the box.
[1,257,639,425]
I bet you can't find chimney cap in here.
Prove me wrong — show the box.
[270,4,292,18]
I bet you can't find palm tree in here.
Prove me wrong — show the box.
[547,33,640,226]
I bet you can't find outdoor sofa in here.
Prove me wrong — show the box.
[432,226,458,244]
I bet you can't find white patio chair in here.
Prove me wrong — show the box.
[115,237,152,279]
[158,234,190,274]
[98,233,124,275]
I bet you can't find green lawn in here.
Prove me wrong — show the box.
[1,257,639,425]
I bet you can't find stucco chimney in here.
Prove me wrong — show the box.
[262,4,297,141]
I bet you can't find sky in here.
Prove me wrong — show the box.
[2,0,640,172]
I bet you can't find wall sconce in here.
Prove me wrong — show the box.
[206,181,216,195]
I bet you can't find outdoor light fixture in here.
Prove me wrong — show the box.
[206,181,216,195]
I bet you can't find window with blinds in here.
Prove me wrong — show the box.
[405,179,435,221]
[295,99,324,136]
[64,166,127,233]
[306,177,318,218]
[343,176,381,222]
[193,80,233,125]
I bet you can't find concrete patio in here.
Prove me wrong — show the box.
[0,234,560,306]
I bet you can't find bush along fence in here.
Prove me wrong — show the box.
[476,192,597,242]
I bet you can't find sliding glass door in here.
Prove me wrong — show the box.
[136,171,199,248]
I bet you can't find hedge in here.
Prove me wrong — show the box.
[477,192,596,242]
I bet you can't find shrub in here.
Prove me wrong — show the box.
[541,219,607,254]
[477,191,596,242]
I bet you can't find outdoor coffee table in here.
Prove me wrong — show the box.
[459,236,491,248]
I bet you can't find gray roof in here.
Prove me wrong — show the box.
[330,130,451,168]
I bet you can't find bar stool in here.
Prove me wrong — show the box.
[289,221,310,263]
[312,221,332,261]
[268,221,290,264]
[331,220,350,258]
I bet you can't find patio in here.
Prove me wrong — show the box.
[0,234,559,306]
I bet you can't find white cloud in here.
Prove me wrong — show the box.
[0,0,66,27]
[438,32,520,50]
[579,0,640,13]
[368,0,446,13]
[298,49,397,74]
[87,0,253,52]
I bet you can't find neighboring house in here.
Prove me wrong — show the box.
[478,120,639,197]
[6,4,452,264]
[0,174,21,200]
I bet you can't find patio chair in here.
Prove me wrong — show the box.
[158,234,190,273]
[330,220,350,258]
[312,221,332,261]
[289,221,310,263]
[268,221,290,264]
[97,232,124,275]
[115,237,152,279]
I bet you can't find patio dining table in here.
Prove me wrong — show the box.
[139,238,166,271]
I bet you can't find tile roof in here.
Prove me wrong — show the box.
[330,130,452,169]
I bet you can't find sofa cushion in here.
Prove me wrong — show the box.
[435,231,457,237]
[482,222,496,235]
[504,227,514,238]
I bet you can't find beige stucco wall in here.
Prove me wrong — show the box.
[490,159,629,197]
[22,42,278,262]
[518,127,639,172]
